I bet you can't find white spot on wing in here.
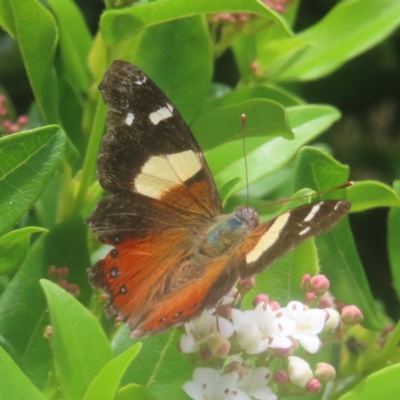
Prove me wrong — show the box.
[303,203,322,222]
[167,102,174,112]
[299,227,311,236]
[135,76,147,85]
[334,202,342,211]
[125,112,135,126]
[149,106,173,125]
[246,213,290,264]
[133,150,202,199]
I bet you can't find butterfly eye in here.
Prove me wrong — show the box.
[110,249,119,259]
[119,285,127,295]
[108,266,120,278]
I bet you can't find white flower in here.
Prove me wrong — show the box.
[238,367,277,400]
[281,301,325,354]
[183,368,220,400]
[231,302,295,354]
[183,368,250,400]
[288,356,313,387]
[180,308,234,353]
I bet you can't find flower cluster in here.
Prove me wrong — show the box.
[0,94,28,135]
[181,274,363,400]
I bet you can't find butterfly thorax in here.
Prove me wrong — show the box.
[200,206,260,258]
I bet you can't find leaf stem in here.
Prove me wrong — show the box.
[72,96,107,216]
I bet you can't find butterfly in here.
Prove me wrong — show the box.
[86,60,351,338]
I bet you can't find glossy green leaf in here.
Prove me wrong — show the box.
[0,1,15,36]
[276,0,400,81]
[41,280,113,400]
[0,226,47,275]
[0,347,45,400]
[117,383,155,400]
[112,326,192,399]
[220,177,241,206]
[338,364,400,400]
[0,217,92,389]
[128,16,212,122]
[347,181,400,212]
[47,0,93,92]
[205,85,303,112]
[0,126,65,236]
[389,180,400,301]
[4,0,59,123]
[193,99,293,152]
[206,105,340,193]
[83,344,141,400]
[294,147,382,330]
[101,0,292,45]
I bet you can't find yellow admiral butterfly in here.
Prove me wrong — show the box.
[87,60,350,338]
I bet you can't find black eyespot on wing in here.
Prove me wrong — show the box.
[109,266,120,279]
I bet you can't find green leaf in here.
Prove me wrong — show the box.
[338,364,400,400]
[83,344,142,400]
[232,33,257,83]
[112,326,192,399]
[0,347,45,400]
[347,181,400,212]
[206,105,340,193]
[5,0,59,123]
[41,280,113,400]
[220,177,241,206]
[0,126,65,236]
[117,384,155,400]
[389,180,400,301]
[0,217,92,389]
[101,0,292,45]
[205,85,303,112]
[0,227,47,275]
[276,0,400,81]
[47,0,93,93]
[294,147,382,330]
[193,99,293,152]
[127,16,212,122]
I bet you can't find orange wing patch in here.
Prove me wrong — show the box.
[89,229,237,337]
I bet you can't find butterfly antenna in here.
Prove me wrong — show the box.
[242,114,250,210]
[256,181,354,211]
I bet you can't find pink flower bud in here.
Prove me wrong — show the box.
[318,297,331,309]
[306,378,321,392]
[208,334,231,359]
[315,362,336,382]
[253,294,269,307]
[273,370,289,384]
[341,305,363,325]
[310,274,330,296]
[306,292,317,301]
[269,301,280,311]
[17,115,29,126]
